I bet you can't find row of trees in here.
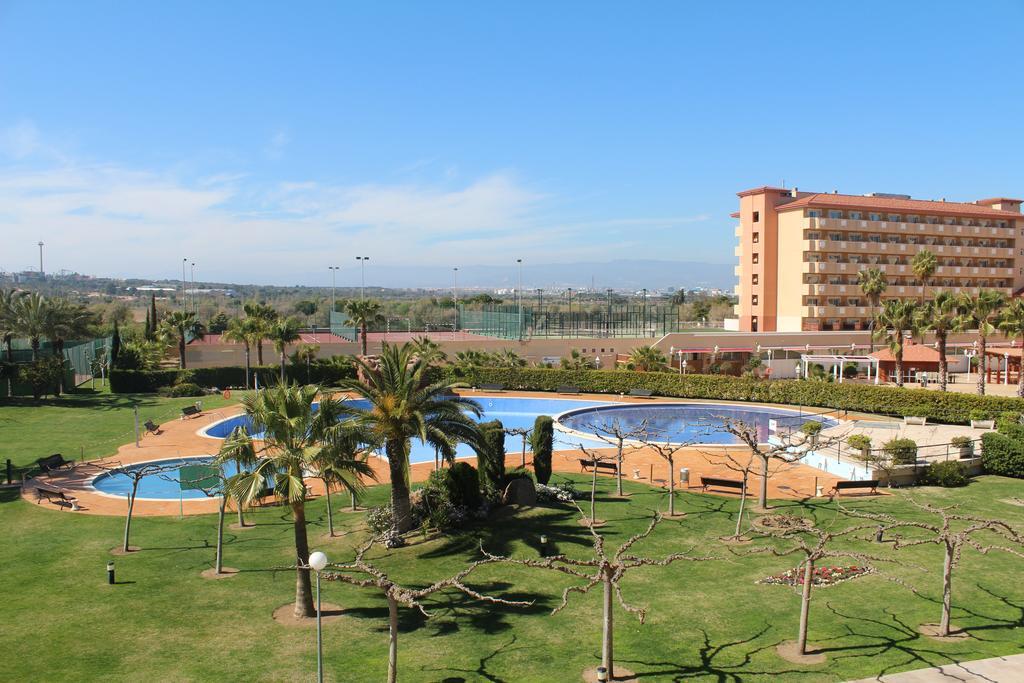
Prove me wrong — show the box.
[0,289,95,362]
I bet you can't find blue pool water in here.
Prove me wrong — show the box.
[94,397,839,499]
[92,457,244,500]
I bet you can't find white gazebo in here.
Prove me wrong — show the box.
[799,354,881,384]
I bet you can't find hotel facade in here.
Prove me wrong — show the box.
[728,187,1024,332]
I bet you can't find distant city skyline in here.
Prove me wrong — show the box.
[2,2,1023,285]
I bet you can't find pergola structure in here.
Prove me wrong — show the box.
[799,354,881,384]
[984,347,1023,386]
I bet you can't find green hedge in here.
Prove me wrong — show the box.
[110,362,356,393]
[981,432,1024,478]
[446,367,1024,425]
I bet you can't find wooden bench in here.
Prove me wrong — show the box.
[478,383,505,392]
[699,475,744,493]
[35,484,78,510]
[181,405,202,419]
[36,453,73,475]
[579,458,618,474]
[831,479,879,496]
[628,388,654,398]
[556,385,580,395]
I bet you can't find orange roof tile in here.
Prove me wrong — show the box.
[869,344,943,363]
[775,193,1022,219]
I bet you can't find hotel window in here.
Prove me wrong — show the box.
[752,211,760,222]
[997,221,1006,227]
[751,274,758,285]
[752,232,759,243]
[829,232,842,241]
[751,295,759,306]
[850,212,862,220]
[869,213,881,221]
[888,214,901,222]
[848,298,860,306]
[752,253,759,264]
[827,298,841,306]
[806,298,819,306]
[808,210,821,218]
[807,231,820,239]
[869,234,881,242]
[907,215,919,223]
[828,210,843,219]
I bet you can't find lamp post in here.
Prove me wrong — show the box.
[516,258,523,341]
[356,257,369,300]
[38,241,44,277]
[606,288,613,338]
[328,266,339,314]
[641,288,647,336]
[308,550,329,683]
[452,267,459,337]
[181,258,187,311]
[567,288,574,338]
[681,358,687,376]
[190,262,196,315]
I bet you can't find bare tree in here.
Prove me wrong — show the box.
[576,442,620,526]
[483,500,713,680]
[742,519,890,659]
[842,500,1024,637]
[97,461,182,553]
[634,431,693,517]
[586,418,649,496]
[505,426,532,468]
[696,441,759,540]
[173,464,237,575]
[322,539,532,683]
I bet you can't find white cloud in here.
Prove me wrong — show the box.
[263,129,290,160]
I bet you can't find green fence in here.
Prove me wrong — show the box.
[329,311,357,340]
[458,304,680,340]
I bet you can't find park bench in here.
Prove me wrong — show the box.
[143,420,162,436]
[699,475,744,493]
[36,453,74,475]
[579,458,618,474]
[34,484,78,510]
[556,385,580,395]
[628,388,654,398]
[831,479,879,496]
[478,383,505,392]
[180,405,202,419]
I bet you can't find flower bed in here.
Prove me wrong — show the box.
[758,565,875,588]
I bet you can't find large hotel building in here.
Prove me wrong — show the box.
[728,187,1024,332]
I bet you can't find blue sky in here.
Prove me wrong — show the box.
[2,1,1023,285]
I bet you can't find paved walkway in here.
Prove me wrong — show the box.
[22,391,853,516]
[846,653,1024,682]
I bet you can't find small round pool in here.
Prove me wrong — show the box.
[558,403,836,444]
[92,456,244,500]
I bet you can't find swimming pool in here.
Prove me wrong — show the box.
[92,456,239,500]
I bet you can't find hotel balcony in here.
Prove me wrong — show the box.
[809,216,1016,239]
[802,239,1014,259]
[734,244,743,257]
[802,261,1014,279]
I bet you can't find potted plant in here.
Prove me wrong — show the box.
[848,434,872,461]
[801,420,824,446]
[883,438,919,466]
[951,435,974,459]
[903,409,928,426]
[970,409,995,430]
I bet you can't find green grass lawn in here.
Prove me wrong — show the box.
[2,392,1024,681]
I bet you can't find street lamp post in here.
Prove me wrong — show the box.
[516,258,523,341]
[328,266,339,316]
[606,289,613,338]
[181,258,187,311]
[38,241,44,277]
[190,262,196,315]
[642,288,647,337]
[308,550,329,683]
[567,288,574,338]
[453,267,459,337]
[356,257,369,300]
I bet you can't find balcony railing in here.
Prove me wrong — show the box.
[809,216,1017,238]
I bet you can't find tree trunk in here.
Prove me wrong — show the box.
[734,473,748,539]
[325,484,334,537]
[387,440,413,533]
[590,463,599,524]
[256,341,264,366]
[895,340,904,388]
[123,482,138,552]
[758,454,769,511]
[868,304,876,354]
[602,570,614,679]
[244,346,251,390]
[387,594,399,683]
[978,335,987,396]
[280,350,286,384]
[667,457,675,517]
[179,333,187,369]
[797,558,814,654]
[521,435,527,468]
[938,333,948,392]
[216,495,226,573]
[615,442,624,496]
[362,321,369,356]
[291,501,315,618]
[940,542,954,636]
[236,499,245,528]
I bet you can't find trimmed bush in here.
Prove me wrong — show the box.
[159,382,204,398]
[475,419,506,501]
[801,421,823,436]
[883,438,919,465]
[997,421,1024,443]
[111,362,357,393]
[981,432,1024,479]
[847,434,872,451]
[445,367,1024,425]
[445,461,482,511]
[530,415,554,484]
[920,461,970,487]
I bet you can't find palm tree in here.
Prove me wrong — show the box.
[243,302,278,365]
[492,348,527,368]
[224,317,262,388]
[874,299,918,387]
[158,311,205,369]
[315,424,377,533]
[0,289,22,362]
[292,342,320,384]
[217,384,372,618]
[344,299,385,356]
[268,317,302,383]
[410,335,447,366]
[560,349,594,370]
[999,299,1024,398]
[965,289,1007,396]
[910,249,938,304]
[916,292,966,392]
[11,292,50,360]
[340,343,483,533]
[625,345,667,372]
[858,268,888,353]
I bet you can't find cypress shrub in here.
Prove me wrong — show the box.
[445,461,482,510]
[530,415,554,484]
[475,419,506,500]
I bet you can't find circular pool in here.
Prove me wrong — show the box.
[558,403,836,445]
[92,456,241,500]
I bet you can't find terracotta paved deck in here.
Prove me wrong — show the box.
[21,392,855,516]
